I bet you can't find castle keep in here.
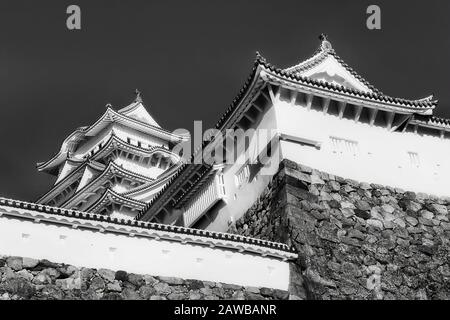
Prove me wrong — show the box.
[0,35,449,300]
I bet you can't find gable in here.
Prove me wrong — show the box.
[294,55,373,93]
[119,102,161,128]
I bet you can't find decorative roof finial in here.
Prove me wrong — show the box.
[319,33,332,51]
[134,89,142,103]
[106,103,112,108]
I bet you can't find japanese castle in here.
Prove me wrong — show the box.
[35,91,186,220]
[1,34,449,290]
[32,35,449,231]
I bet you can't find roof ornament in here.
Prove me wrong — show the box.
[134,89,143,103]
[319,33,333,51]
[106,103,112,109]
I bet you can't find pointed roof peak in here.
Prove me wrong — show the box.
[281,34,381,94]
[117,90,161,128]
[134,88,143,103]
[318,33,333,52]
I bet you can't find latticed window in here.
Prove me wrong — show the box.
[235,164,250,188]
[408,152,420,167]
[218,173,226,196]
[330,136,359,156]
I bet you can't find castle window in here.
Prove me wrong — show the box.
[408,152,420,167]
[330,137,359,156]
[235,163,250,188]
[218,173,226,196]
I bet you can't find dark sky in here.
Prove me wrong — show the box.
[1,0,449,201]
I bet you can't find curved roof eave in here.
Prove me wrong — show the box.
[122,162,185,198]
[60,161,154,209]
[85,188,146,214]
[35,160,106,204]
[92,133,181,164]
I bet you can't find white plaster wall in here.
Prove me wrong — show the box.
[0,216,290,290]
[203,106,282,232]
[200,95,450,233]
[274,98,450,197]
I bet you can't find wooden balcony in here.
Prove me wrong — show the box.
[183,174,226,227]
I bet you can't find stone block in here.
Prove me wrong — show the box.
[405,216,418,226]
[22,258,39,269]
[98,268,115,282]
[366,219,383,230]
[127,273,145,287]
[158,276,184,286]
[6,257,22,271]
[115,270,128,282]
[107,281,122,292]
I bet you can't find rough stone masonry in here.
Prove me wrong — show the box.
[229,159,450,300]
[0,256,288,300]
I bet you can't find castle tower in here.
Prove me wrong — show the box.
[139,35,447,232]
[35,90,186,220]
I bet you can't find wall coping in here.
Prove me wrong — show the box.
[0,197,297,261]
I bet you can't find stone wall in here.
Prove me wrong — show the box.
[0,255,288,300]
[230,160,450,300]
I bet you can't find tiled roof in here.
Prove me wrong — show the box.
[85,188,146,213]
[258,54,437,110]
[35,160,99,204]
[410,115,450,130]
[284,38,382,95]
[91,133,179,163]
[121,162,184,197]
[60,161,153,209]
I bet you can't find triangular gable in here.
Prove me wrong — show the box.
[297,55,373,93]
[284,36,375,94]
[118,102,161,128]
